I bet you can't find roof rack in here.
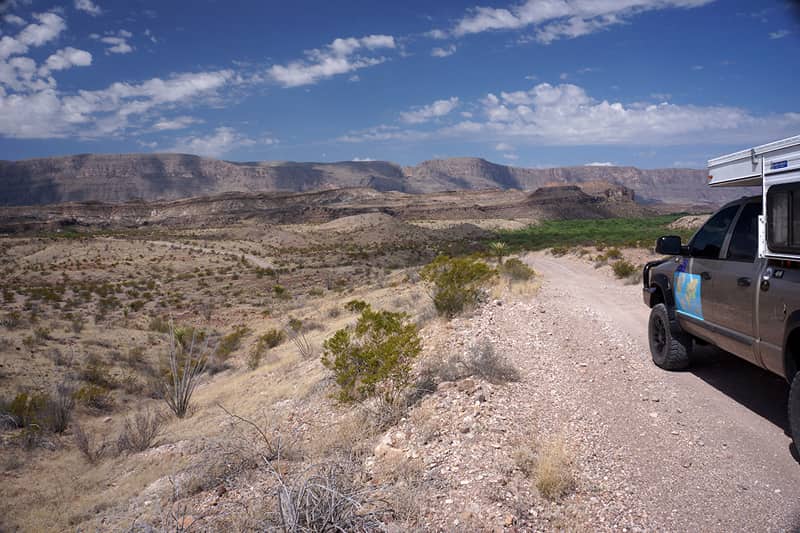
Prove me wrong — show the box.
[707,135,800,188]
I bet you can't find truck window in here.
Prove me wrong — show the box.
[689,205,739,259]
[726,202,761,261]
[767,183,800,253]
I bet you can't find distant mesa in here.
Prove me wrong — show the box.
[0,152,743,207]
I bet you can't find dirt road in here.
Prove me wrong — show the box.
[526,251,799,530]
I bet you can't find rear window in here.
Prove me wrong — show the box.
[767,183,800,253]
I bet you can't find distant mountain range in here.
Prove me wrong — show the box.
[0,153,745,207]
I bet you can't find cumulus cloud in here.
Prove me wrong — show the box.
[268,34,395,87]
[0,69,233,138]
[400,97,459,124]
[4,14,26,26]
[431,44,457,57]
[74,0,102,16]
[41,47,92,74]
[341,82,800,147]
[446,0,714,43]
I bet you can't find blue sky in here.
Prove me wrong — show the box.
[0,0,798,169]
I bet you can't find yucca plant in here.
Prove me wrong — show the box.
[488,241,509,265]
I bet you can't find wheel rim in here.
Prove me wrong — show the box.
[652,315,667,354]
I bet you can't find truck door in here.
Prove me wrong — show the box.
[712,201,761,364]
[675,204,740,343]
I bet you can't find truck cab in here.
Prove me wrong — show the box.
[642,135,800,450]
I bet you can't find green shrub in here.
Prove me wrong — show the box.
[216,325,250,359]
[81,356,117,389]
[487,241,509,264]
[419,256,496,318]
[73,385,114,412]
[344,299,369,313]
[4,392,46,428]
[273,284,290,300]
[500,258,536,281]
[260,328,286,349]
[322,306,422,404]
[148,315,170,334]
[550,246,569,257]
[603,247,622,260]
[611,259,637,279]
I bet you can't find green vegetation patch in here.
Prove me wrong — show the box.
[495,214,695,251]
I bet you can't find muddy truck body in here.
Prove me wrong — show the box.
[641,135,800,449]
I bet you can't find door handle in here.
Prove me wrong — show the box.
[700,271,711,280]
[737,277,751,287]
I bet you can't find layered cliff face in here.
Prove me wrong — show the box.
[0,152,743,207]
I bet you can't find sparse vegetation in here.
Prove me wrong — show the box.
[488,241,509,264]
[424,339,520,385]
[500,257,536,281]
[533,435,576,500]
[215,325,250,359]
[611,259,637,279]
[116,409,164,454]
[420,255,496,317]
[322,305,422,404]
[73,424,106,464]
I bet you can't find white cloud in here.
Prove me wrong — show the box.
[352,157,375,161]
[769,29,790,39]
[17,12,66,47]
[495,142,514,151]
[341,82,800,148]
[585,161,615,166]
[74,0,102,16]
[168,126,258,157]
[92,30,134,54]
[431,44,457,57]
[691,64,704,70]
[144,29,157,44]
[400,97,459,124]
[152,115,201,131]
[450,0,714,43]
[4,14,26,26]
[268,34,395,87]
[41,47,92,74]
[0,69,233,138]
[650,92,672,101]
[503,153,519,160]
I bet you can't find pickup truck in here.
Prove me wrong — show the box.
[643,195,800,449]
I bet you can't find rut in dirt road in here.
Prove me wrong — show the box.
[525,251,799,531]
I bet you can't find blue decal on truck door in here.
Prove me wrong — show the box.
[674,272,703,320]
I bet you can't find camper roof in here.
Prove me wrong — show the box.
[707,135,800,187]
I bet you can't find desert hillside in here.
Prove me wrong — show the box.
[0,153,745,207]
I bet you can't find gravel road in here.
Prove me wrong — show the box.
[525,251,800,531]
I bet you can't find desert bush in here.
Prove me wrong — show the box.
[419,255,496,318]
[247,334,276,371]
[273,462,385,532]
[550,246,569,257]
[116,409,164,454]
[3,392,46,428]
[322,305,421,404]
[43,382,75,433]
[273,284,291,300]
[603,247,622,260]
[424,340,520,385]
[216,325,250,359]
[344,299,369,313]
[500,258,536,281]
[74,385,114,412]
[611,259,637,279]
[74,424,106,464]
[80,355,117,389]
[327,306,341,319]
[261,328,286,349]
[148,315,170,334]
[162,323,208,418]
[1,310,21,329]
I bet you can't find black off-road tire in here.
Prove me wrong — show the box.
[789,373,800,452]
[648,303,692,370]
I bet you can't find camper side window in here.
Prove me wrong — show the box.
[767,184,800,253]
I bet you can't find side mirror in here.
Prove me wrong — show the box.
[655,235,683,255]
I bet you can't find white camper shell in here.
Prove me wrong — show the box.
[708,135,800,261]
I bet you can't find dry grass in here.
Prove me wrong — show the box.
[512,433,576,500]
[116,408,165,454]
